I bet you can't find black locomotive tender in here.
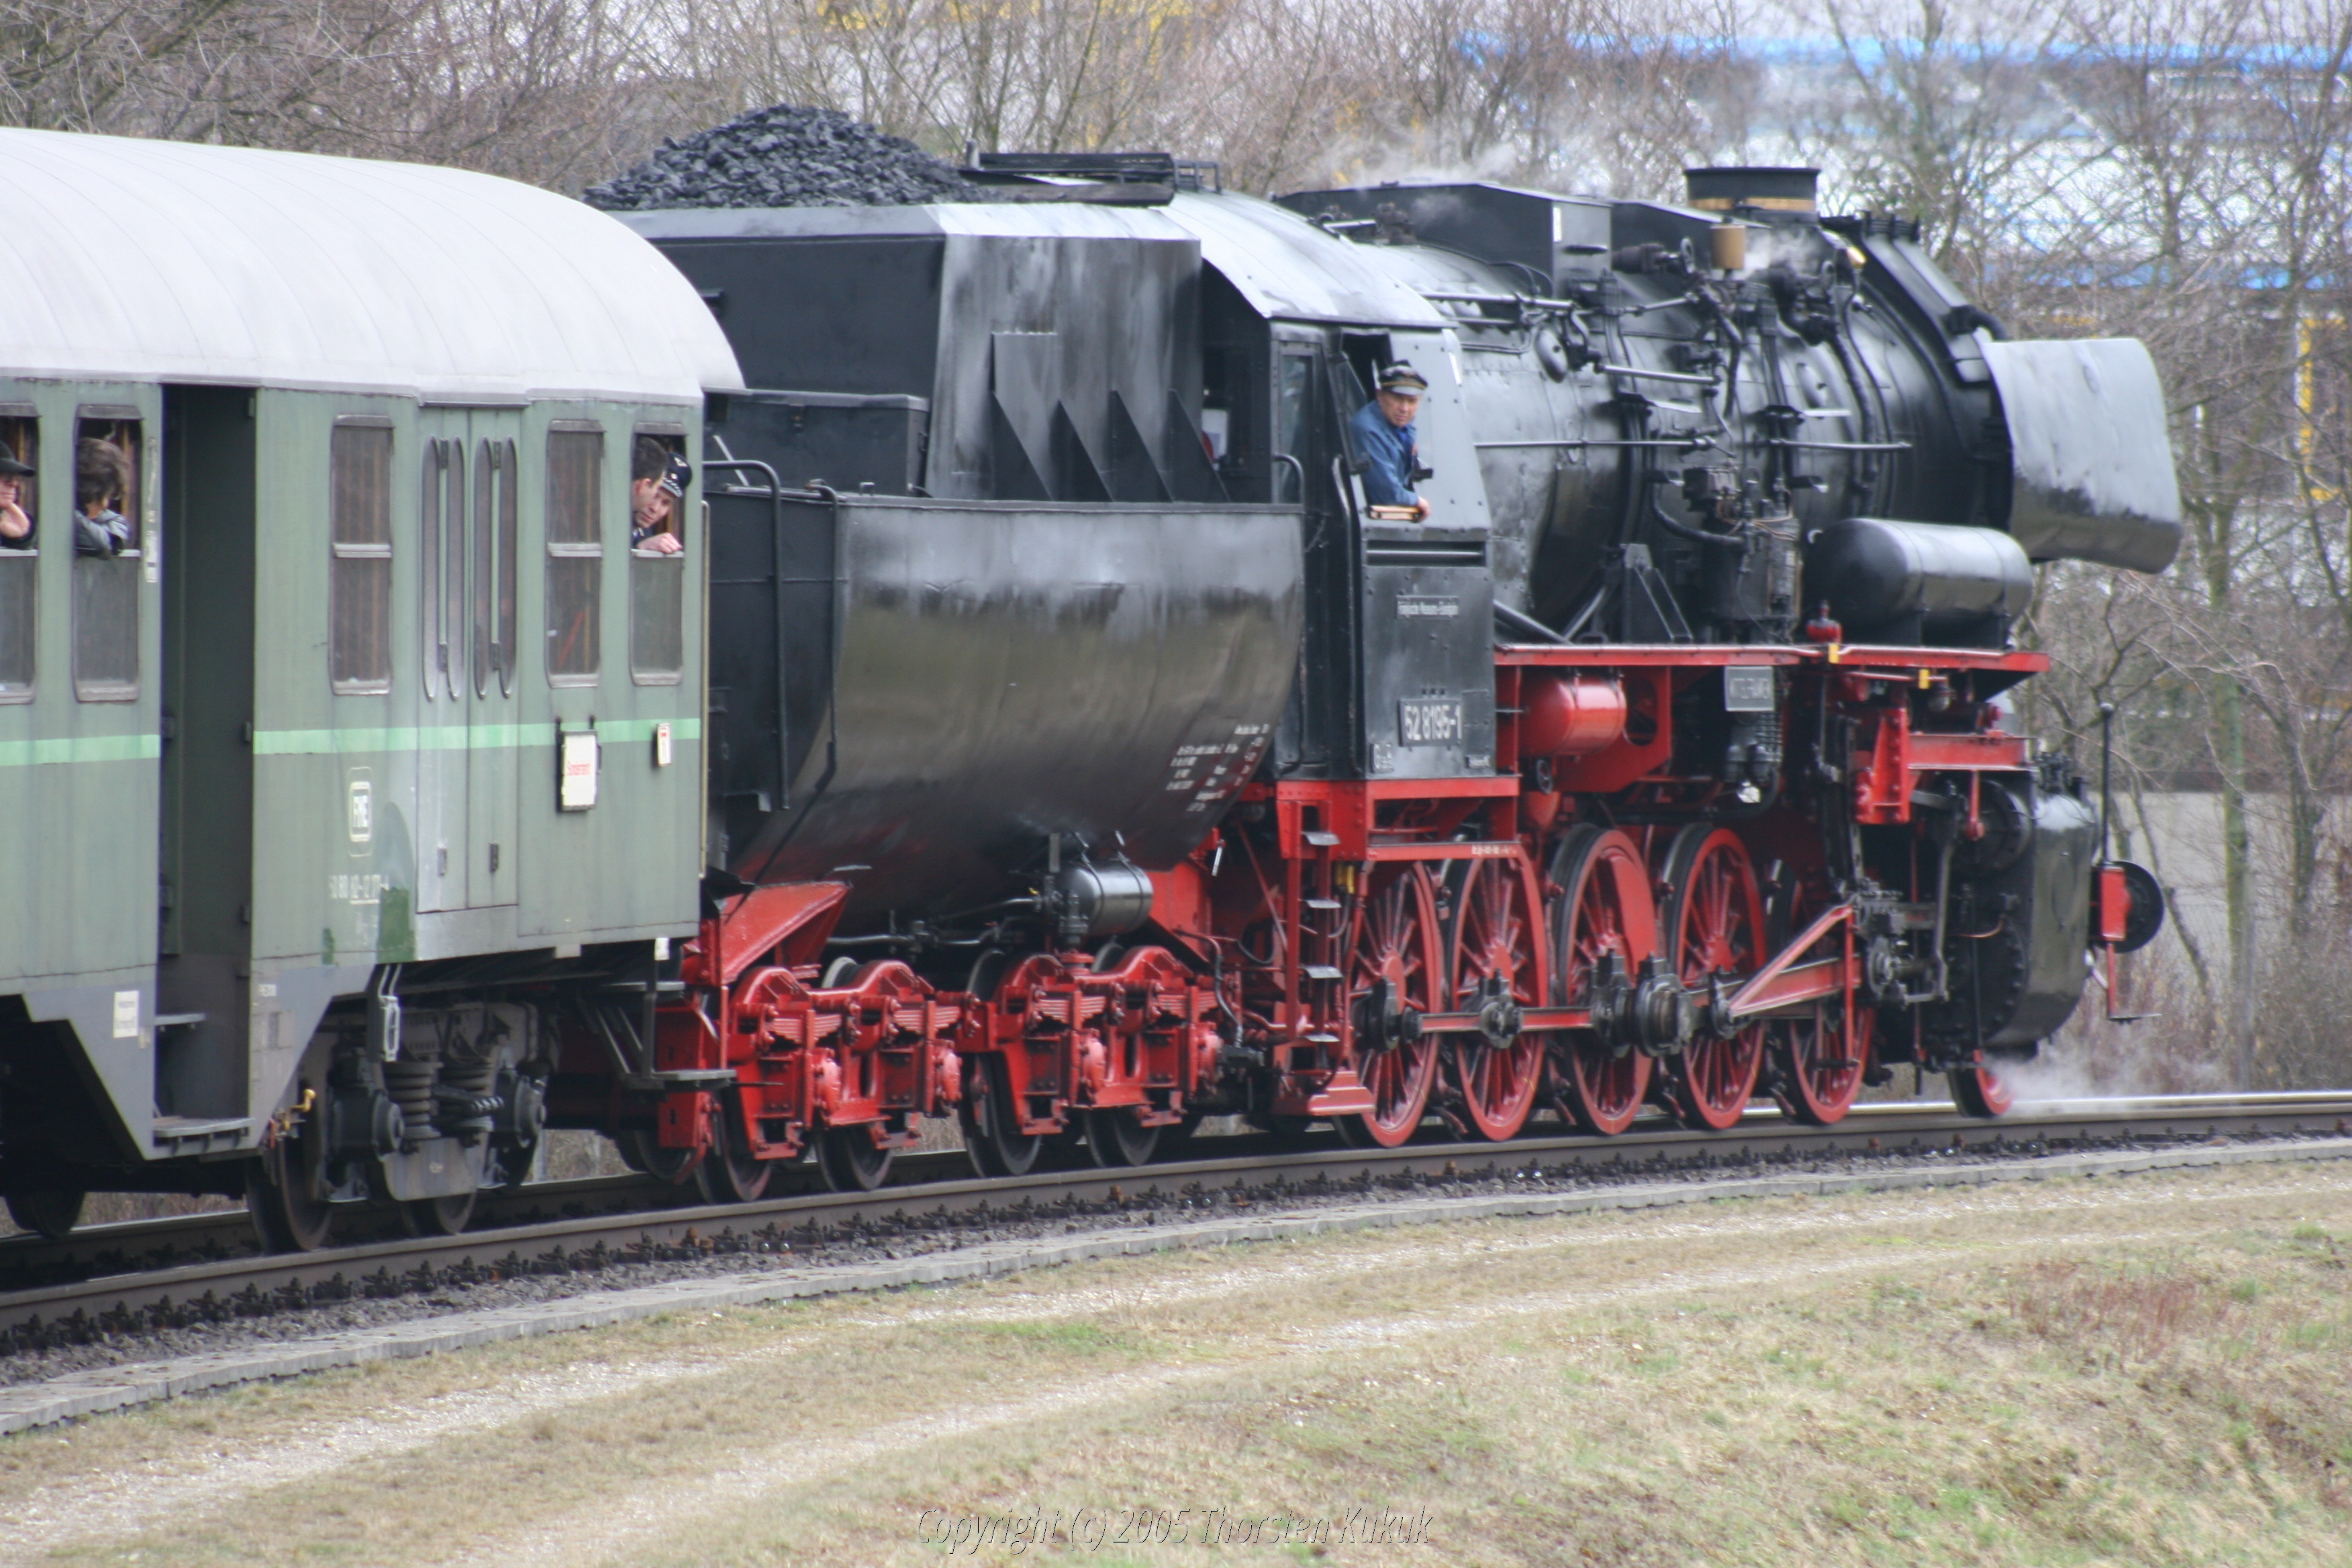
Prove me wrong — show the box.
[4,150,2178,1243]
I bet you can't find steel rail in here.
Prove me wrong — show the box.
[3,1093,2348,1338]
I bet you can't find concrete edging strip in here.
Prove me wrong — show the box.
[4,1136,2346,1435]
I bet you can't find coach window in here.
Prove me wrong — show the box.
[630,429,685,684]
[473,434,496,691]
[422,438,455,697]
[72,413,142,701]
[471,438,520,695]
[495,437,518,694]
[544,423,603,685]
[329,420,393,694]
[0,413,36,702]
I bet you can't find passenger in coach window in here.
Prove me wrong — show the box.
[0,448,32,548]
[630,437,687,555]
[73,438,134,556]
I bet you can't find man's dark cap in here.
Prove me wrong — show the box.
[0,451,32,477]
[658,453,691,497]
[1377,362,1428,393]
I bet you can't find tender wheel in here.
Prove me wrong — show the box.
[5,1189,85,1242]
[1444,855,1549,1141]
[1775,1001,1871,1125]
[401,1190,477,1236]
[1550,827,1659,1136]
[959,1056,1044,1177]
[1341,864,1442,1148]
[1657,827,1767,1132]
[695,1105,775,1204]
[248,1103,335,1253]
[816,1123,893,1191]
[1083,1108,1161,1167]
[617,1129,700,1186]
[1949,1053,2022,1118]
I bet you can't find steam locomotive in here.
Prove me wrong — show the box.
[0,132,2175,1250]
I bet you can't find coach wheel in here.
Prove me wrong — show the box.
[959,1056,1044,1179]
[401,1190,477,1237]
[1338,864,1442,1148]
[1550,827,1658,1136]
[1775,1001,1871,1126]
[1444,855,1549,1141]
[1949,1052,2024,1119]
[816,1123,893,1192]
[1083,1108,1161,1167]
[248,1100,334,1253]
[5,1189,85,1242]
[1657,827,1767,1132]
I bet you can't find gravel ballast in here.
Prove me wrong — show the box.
[585,103,973,210]
[3,1130,2347,1432]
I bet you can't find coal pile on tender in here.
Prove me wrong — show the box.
[585,105,972,210]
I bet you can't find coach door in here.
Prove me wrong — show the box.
[415,409,521,912]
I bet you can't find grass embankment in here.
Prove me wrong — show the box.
[1,1162,2348,1565]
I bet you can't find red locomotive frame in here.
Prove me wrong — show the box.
[584,636,2139,1190]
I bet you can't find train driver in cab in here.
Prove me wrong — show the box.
[630,437,689,556]
[1349,362,1430,521]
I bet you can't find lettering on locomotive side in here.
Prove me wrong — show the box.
[1396,595,1461,619]
[1398,696,1464,747]
[1723,666,1775,712]
[1161,723,1274,812]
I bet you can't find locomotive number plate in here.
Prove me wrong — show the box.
[1723,666,1775,712]
[1399,697,1465,747]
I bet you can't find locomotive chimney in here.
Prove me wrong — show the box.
[1683,166,1820,220]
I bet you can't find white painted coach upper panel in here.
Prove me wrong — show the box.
[0,130,744,403]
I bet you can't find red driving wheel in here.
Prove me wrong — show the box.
[1338,865,1443,1147]
[1657,827,1767,1131]
[1775,999,1870,1125]
[1550,827,1658,1136]
[1444,855,1549,1140]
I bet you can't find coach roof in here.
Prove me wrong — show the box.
[0,128,744,405]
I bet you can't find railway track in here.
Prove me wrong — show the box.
[4,1092,2348,1343]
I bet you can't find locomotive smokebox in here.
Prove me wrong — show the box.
[1804,518,2035,646]
[1683,166,1820,217]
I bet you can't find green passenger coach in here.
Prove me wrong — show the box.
[0,128,744,1244]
